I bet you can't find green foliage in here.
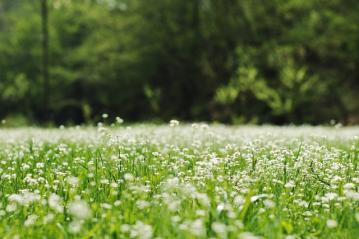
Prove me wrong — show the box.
[0,0,358,124]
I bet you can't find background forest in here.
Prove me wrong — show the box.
[0,0,358,125]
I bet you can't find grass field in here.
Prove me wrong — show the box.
[0,124,358,239]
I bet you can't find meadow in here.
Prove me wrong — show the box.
[0,124,358,239]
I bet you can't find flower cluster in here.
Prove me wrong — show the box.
[0,125,358,238]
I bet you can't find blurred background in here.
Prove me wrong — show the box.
[0,0,358,126]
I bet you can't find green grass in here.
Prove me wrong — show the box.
[0,125,358,239]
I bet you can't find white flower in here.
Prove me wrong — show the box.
[101,203,112,209]
[68,199,92,220]
[24,214,38,227]
[284,181,295,189]
[196,193,210,207]
[43,213,55,224]
[189,219,205,237]
[36,162,44,168]
[67,176,79,186]
[171,216,181,223]
[68,220,82,234]
[130,221,153,239]
[100,178,109,184]
[263,199,275,208]
[344,190,359,200]
[162,177,180,191]
[234,195,245,206]
[169,120,180,127]
[6,203,17,212]
[124,173,134,181]
[120,224,131,233]
[196,210,206,217]
[116,117,124,124]
[48,194,63,213]
[211,222,227,237]
[343,183,355,190]
[136,200,150,210]
[326,219,338,228]
[324,192,337,201]
[8,191,41,206]
[191,123,199,129]
[239,232,261,239]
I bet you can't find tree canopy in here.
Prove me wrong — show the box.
[0,0,358,125]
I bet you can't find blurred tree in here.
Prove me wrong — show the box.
[0,0,358,124]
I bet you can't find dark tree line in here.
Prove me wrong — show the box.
[0,0,358,125]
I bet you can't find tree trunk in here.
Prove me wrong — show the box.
[41,0,49,121]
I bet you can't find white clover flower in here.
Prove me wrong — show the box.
[263,199,275,208]
[211,222,227,237]
[196,193,210,207]
[116,117,124,124]
[326,219,338,228]
[100,178,109,184]
[48,194,63,213]
[100,203,112,209]
[67,176,79,186]
[130,221,153,239]
[68,220,82,234]
[6,203,17,212]
[216,203,225,212]
[343,183,355,190]
[162,177,180,191]
[284,181,295,189]
[120,224,131,233]
[43,213,55,224]
[324,192,338,201]
[8,194,22,204]
[36,162,44,168]
[68,199,92,220]
[234,195,245,206]
[200,123,209,130]
[8,191,40,206]
[344,190,359,200]
[191,123,199,129]
[21,163,31,170]
[136,200,150,210]
[196,209,206,217]
[189,219,205,237]
[171,216,181,223]
[124,173,134,181]
[24,214,38,227]
[239,232,261,239]
[111,182,118,188]
[169,120,180,127]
